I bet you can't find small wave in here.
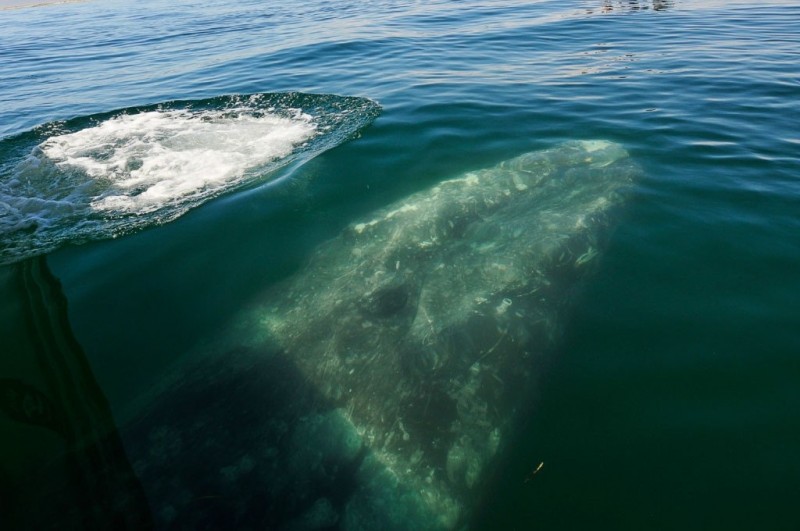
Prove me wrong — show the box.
[0,92,380,264]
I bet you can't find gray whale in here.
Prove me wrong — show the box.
[128,140,641,529]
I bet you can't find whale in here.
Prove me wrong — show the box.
[125,140,642,529]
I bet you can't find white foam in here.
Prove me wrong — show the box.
[39,108,317,214]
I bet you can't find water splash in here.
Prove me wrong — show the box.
[0,92,380,264]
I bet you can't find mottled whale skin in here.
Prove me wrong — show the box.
[215,140,641,528]
[123,141,640,529]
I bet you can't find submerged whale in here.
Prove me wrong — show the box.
[127,140,641,529]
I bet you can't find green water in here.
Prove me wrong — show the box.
[2,0,800,528]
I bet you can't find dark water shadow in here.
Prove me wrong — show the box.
[0,256,151,529]
[122,347,370,529]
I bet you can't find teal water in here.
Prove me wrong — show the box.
[1,0,799,529]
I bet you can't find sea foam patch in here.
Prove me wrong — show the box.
[0,93,380,264]
[42,109,316,213]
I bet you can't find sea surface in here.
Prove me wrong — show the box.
[1,0,799,529]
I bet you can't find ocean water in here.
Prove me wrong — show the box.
[1,0,799,529]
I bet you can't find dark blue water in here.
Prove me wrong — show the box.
[1,0,799,529]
